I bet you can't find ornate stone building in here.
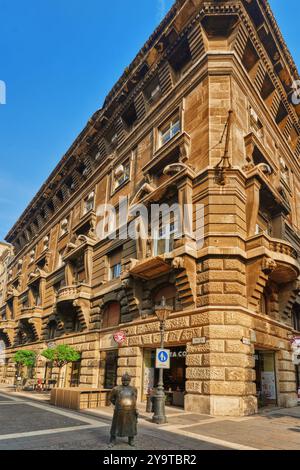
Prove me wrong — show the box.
[1,0,300,415]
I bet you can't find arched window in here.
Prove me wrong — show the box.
[153,284,177,310]
[102,302,121,329]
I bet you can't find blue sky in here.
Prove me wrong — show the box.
[0,0,299,240]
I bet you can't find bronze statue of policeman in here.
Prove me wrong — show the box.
[109,373,138,447]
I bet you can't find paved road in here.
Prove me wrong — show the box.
[0,392,231,450]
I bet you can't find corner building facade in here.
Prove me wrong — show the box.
[1,0,300,416]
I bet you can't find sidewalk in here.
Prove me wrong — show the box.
[1,385,300,450]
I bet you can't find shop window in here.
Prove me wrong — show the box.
[113,160,130,191]
[102,302,121,329]
[158,114,181,148]
[103,350,118,390]
[109,249,122,280]
[69,361,81,387]
[83,192,95,215]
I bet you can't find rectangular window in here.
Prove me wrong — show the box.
[159,115,181,148]
[83,192,95,215]
[154,222,175,256]
[109,249,122,280]
[114,161,130,191]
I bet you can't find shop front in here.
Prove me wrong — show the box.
[143,346,186,407]
[255,350,278,408]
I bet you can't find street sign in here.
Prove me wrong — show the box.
[192,337,206,345]
[155,349,170,369]
[113,331,127,345]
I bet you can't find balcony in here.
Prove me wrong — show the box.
[19,306,43,321]
[0,319,16,347]
[246,233,299,283]
[142,132,191,176]
[129,256,173,280]
[19,306,43,341]
[56,284,92,304]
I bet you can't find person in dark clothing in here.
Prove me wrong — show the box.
[109,373,138,447]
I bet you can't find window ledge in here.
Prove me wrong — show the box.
[143,131,191,175]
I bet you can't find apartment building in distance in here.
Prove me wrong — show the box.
[0,0,300,416]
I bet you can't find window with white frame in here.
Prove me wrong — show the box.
[113,161,130,191]
[109,249,122,280]
[153,222,176,256]
[158,114,181,148]
[60,218,69,237]
[84,192,95,215]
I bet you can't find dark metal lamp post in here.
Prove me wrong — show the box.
[152,297,172,425]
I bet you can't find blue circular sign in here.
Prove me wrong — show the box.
[158,351,168,363]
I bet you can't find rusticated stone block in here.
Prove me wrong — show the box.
[141,334,153,345]
[225,368,255,382]
[118,347,140,357]
[118,357,128,367]
[186,366,225,380]
[224,312,253,328]
[278,371,297,382]
[168,330,183,342]
[202,353,254,368]
[181,327,202,341]
[224,260,245,273]
[278,350,292,361]
[128,336,142,346]
[136,322,160,335]
[203,282,223,294]
[186,354,203,366]
[203,259,223,271]
[185,381,203,393]
[166,316,190,330]
[203,325,246,339]
[279,382,297,393]
[191,311,224,326]
[203,381,255,396]
[123,326,137,335]
[278,360,297,372]
[224,283,245,295]
[128,356,142,367]
[225,340,252,354]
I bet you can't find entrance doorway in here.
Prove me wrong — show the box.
[143,346,186,407]
[255,350,277,407]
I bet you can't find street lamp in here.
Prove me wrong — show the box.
[152,296,172,425]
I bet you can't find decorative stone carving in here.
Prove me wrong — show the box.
[262,257,278,275]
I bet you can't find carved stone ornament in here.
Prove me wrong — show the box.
[262,257,277,275]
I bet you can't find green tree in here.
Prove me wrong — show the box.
[13,350,37,380]
[42,345,81,388]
